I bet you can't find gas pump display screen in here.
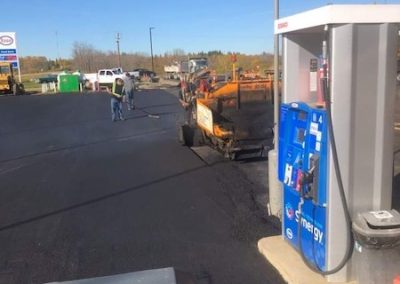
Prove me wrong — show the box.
[294,110,307,145]
[295,128,305,144]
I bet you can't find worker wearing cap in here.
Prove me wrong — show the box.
[108,78,125,121]
[123,72,135,110]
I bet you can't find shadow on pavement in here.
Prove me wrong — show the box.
[238,156,268,164]
[139,103,178,110]
[175,269,212,284]
[0,161,225,233]
[0,127,174,164]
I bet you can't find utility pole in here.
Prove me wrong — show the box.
[55,31,61,69]
[55,31,60,60]
[116,32,121,68]
[149,27,155,72]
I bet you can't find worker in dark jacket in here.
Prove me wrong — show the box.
[123,72,135,110]
[108,78,125,121]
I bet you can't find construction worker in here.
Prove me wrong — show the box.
[108,78,125,121]
[123,72,135,110]
[178,77,196,124]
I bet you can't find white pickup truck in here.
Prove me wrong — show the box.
[84,69,125,90]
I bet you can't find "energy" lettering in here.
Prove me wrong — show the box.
[295,210,324,244]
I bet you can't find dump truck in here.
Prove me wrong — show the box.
[185,58,208,74]
[179,68,275,160]
[164,58,208,80]
[164,62,181,80]
[0,62,24,95]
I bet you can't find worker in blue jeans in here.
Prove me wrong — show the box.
[123,72,135,110]
[108,78,125,121]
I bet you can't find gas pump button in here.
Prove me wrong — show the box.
[296,169,303,192]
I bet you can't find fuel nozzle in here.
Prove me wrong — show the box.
[300,169,314,199]
[300,154,320,204]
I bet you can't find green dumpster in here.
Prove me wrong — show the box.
[59,74,80,93]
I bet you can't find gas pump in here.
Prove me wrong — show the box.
[278,37,353,274]
[279,101,329,269]
[275,5,400,282]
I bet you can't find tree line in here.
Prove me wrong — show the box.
[20,41,274,75]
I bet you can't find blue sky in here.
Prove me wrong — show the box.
[2,0,399,58]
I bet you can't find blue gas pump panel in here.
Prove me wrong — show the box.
[278,102,328,270]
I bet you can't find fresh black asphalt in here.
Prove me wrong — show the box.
[0,90,284,284]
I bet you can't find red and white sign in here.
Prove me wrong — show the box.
[0,32,19,68]
[0,32,17,49]
[275,5,400,34]
[277,22,288,30]
[0,35,14,46]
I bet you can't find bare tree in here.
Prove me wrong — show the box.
[21,44,274,76]
[72,42,99,72]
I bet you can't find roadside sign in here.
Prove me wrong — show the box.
[0,32,21,82]
[230,53,237,63]
[0,55,17,61]
[0,32,17,50]
[0,49,17,54]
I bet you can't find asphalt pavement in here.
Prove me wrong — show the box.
[0,90,284,284]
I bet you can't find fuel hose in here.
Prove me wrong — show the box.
[297,25,354,275]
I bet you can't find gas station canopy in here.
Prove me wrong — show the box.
[275,5,400,34]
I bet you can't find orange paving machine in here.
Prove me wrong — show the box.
[179,67,276,160]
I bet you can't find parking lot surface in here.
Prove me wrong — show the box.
[0,91,283,284]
